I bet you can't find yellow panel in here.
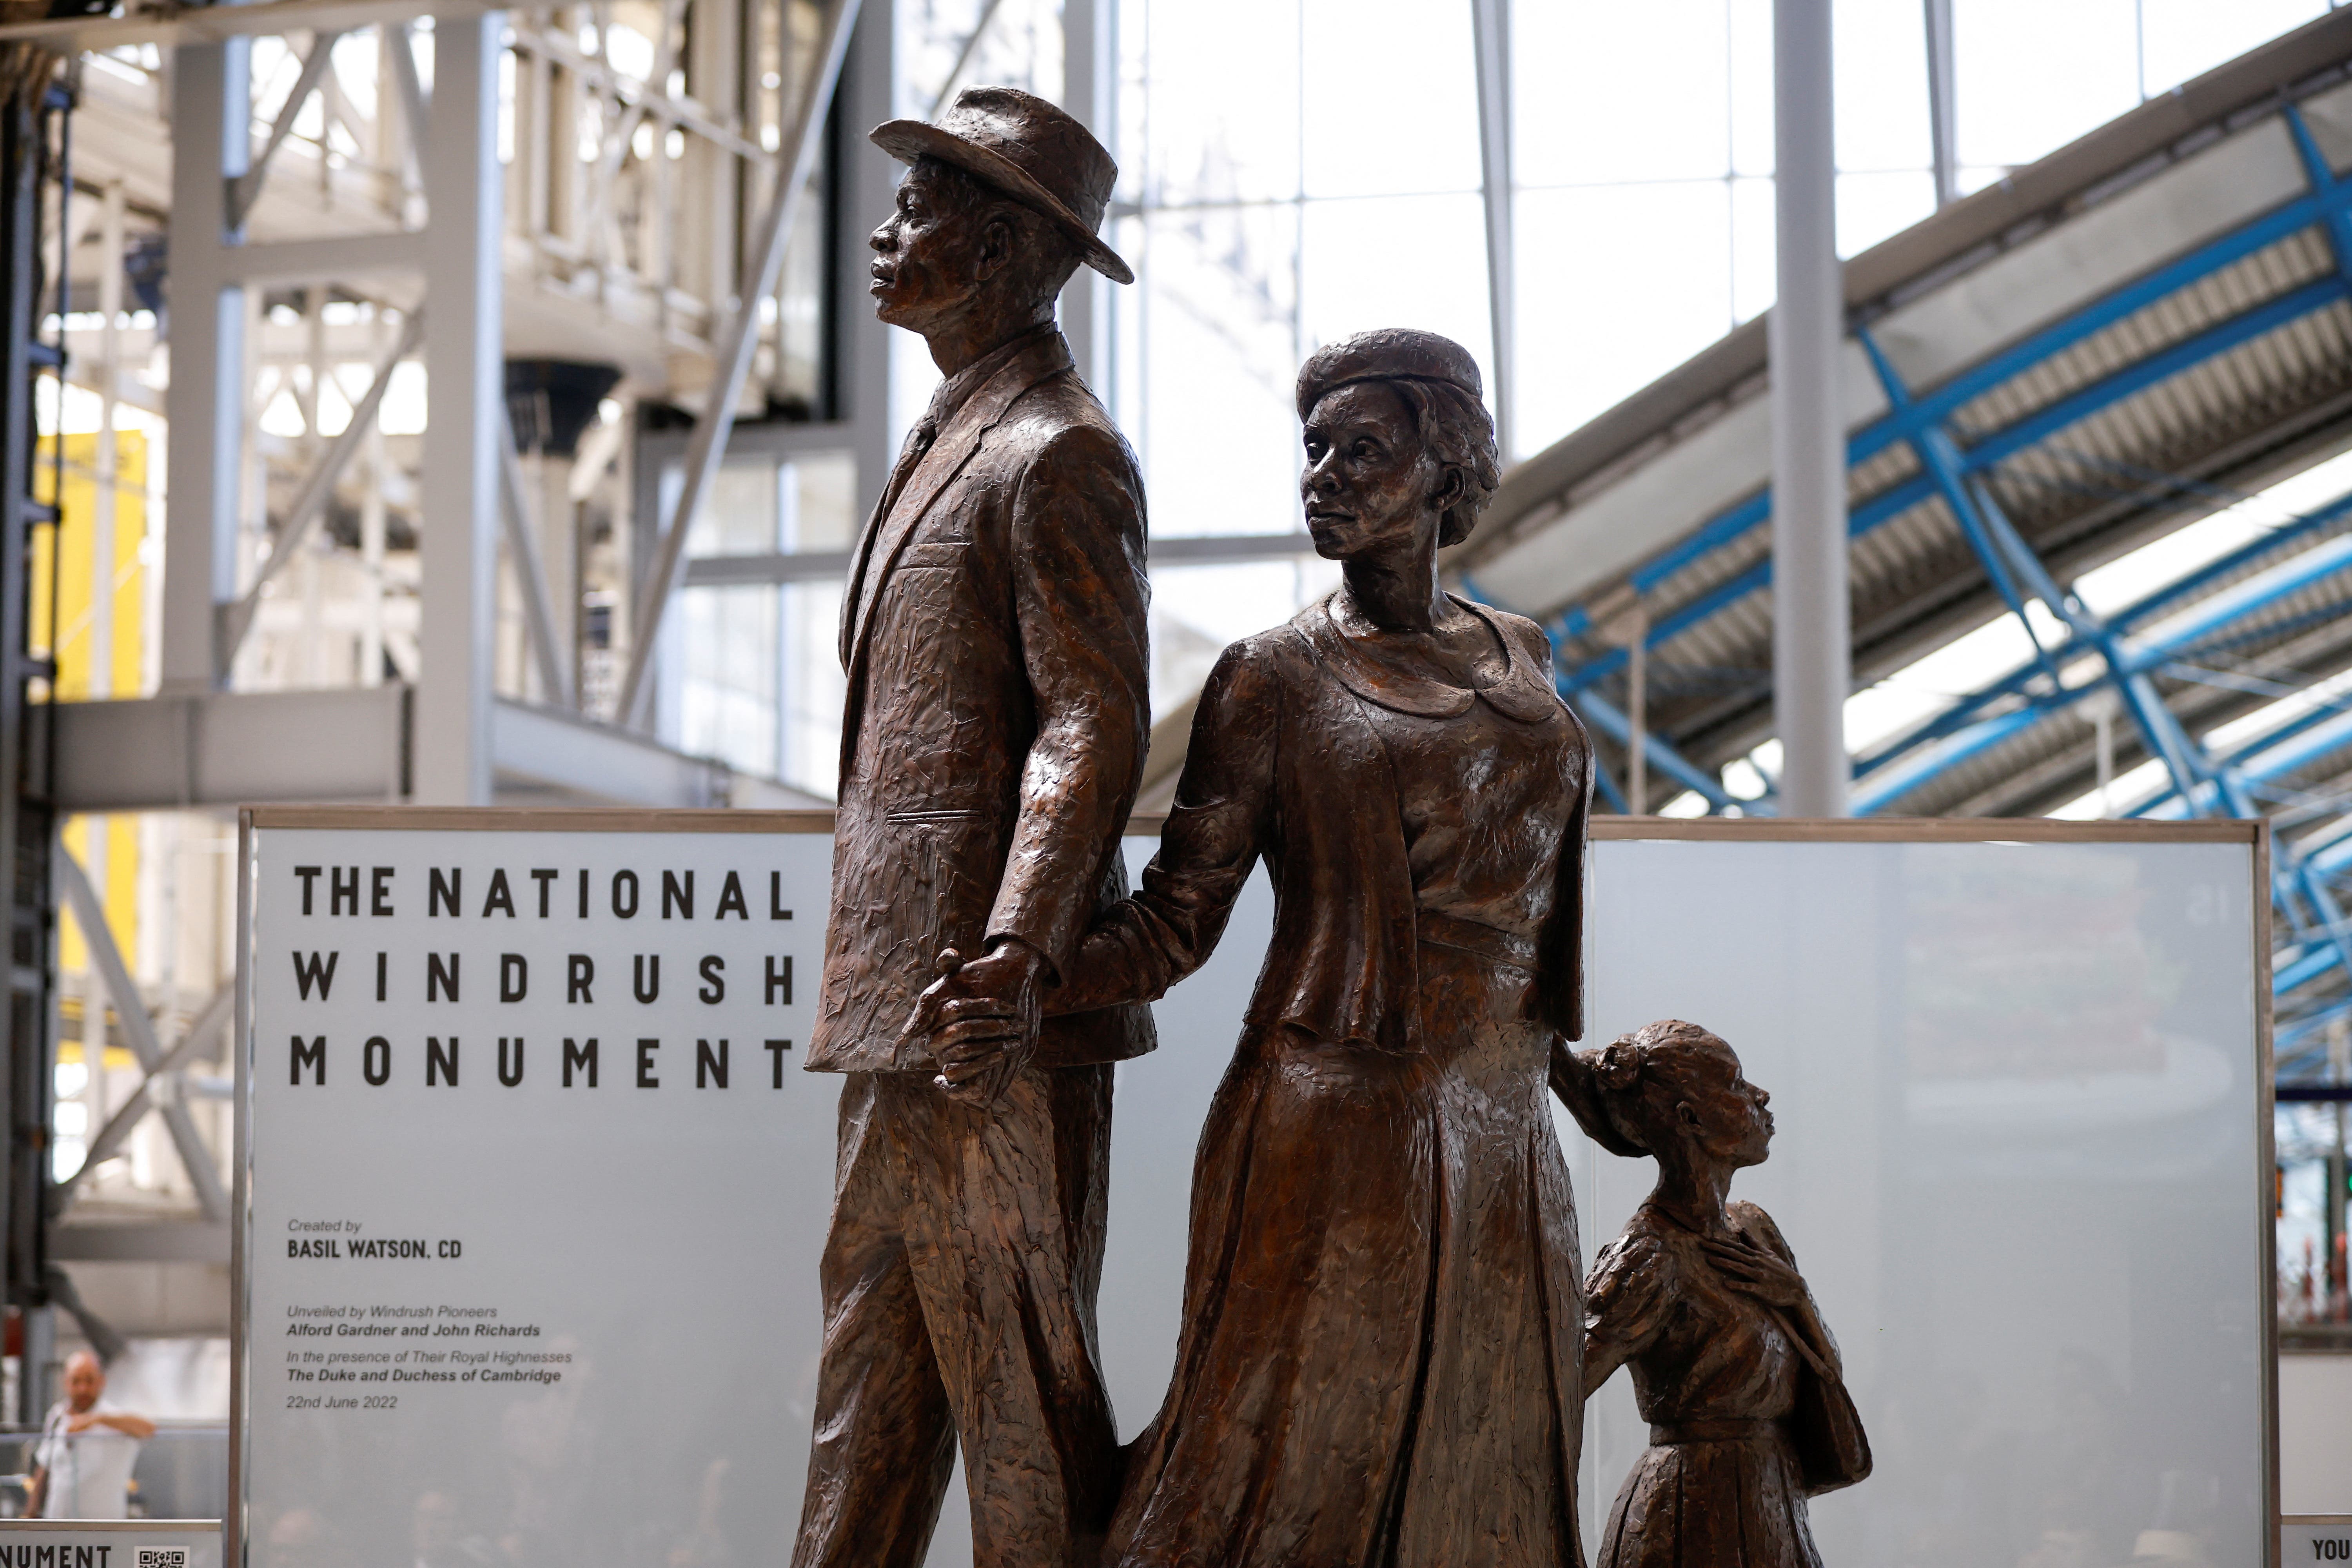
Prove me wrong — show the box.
[49,431,147,703]
[110,432,146,699]
[51,440,91,700]
[49,432,148,983]
[27,495,51,670]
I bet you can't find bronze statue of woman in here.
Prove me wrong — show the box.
[918,327,1597,1566]
[1571,1019,1871,1568]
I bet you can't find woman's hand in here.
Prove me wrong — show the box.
[1700,1236,1808,1308]
[900,942,1046,1108]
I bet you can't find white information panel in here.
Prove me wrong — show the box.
[1574,828,2272,1568]
[239,815,842,1568]
[240,816,2270,1568]
[2288,1517,2352,1561]
[0,1521,221,1568]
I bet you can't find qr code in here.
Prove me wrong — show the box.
[135,1550,187,1568]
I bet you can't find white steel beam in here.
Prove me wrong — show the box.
[415,9,506,804]
[1469,0,1515,462]
[497,411,575,706]
[55,853,230,1223]
[217,231,427,285]
[495,701,801,808]
[228,29,347,230]
[92,181,123,704]
[837,4,898,562]
[1924,0,1960,208]
[577,0,690,269]
[53,688,409,810]
[0,0,494,48]
[617,0,861,727]
[161,40,251,692]
[51,986,233,1219]
[49,689,832,810]
[1061,0,1113,396]
[50,1224,232,1263]
[217,308,425,670]
[387,20,428,192]
[930,0,1010,118]
[1770,0,1851,817]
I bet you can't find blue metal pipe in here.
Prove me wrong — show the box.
[1570,145,2352,616]
[2302,822,2352,878]
[1589,749,1631,815]
[1570,688,1740,811]
[1859,328,2069,686]
[1964,278,2348,473]
[1848,704,2048,813]
[1535,96,2352,1018]
[2112,495,2352,633]
[1558,273,2349,696]
[1852,266,2352,992]
[2138,706,2352,815]
[1859,517,2352,808]
[1548,126,2352,685]
[1855,490,2352,782]
[2286,103,2352,294]
[2279,944,2339,994]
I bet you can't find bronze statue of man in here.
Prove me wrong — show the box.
[790,87,1152,1568]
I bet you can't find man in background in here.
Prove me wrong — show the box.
[27,1350,154,1519]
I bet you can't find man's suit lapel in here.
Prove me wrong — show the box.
[843,334,1073,677]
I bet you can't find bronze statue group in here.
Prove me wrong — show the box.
[791,85,1869,1568]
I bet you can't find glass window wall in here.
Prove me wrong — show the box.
[672,451,857,795]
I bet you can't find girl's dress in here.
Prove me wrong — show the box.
[1584,1199,1831,1568]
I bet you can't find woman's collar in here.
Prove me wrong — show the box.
[1301,592,1562,722]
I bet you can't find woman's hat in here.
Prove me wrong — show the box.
[871,87,1134,285]
[1296,328,1485,419]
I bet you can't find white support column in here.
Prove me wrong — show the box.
[1769,0,1849,818]
[1469,0,1514,461]
[838,0,897,522]
[1625,609,1647,813]
[18,1305,53,1426]
[83,186,126,1163]
[416,11,506,804]
[77,818,107,1149]
[93,181,122,703]
[1923,0,1959,209]
[1060,0,1113,396]
[162,41,251,692]
[360,437,387,686]
[360,312,388,689]
[538,448,578,684]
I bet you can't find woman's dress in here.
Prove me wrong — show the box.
[1055,593,1594,1568]
[1584,1201,1827,1568]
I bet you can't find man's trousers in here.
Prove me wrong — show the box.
[789,1062,1120,1568]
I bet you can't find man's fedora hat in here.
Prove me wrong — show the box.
[871,86,1134,285]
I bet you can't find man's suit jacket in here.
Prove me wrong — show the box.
[806,329,1156,1074]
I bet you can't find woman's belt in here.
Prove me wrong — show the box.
[1415,908,1537,971]
[1650,1417,1779,1445]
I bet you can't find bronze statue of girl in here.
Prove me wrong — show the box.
[1568,1020,1871,1568]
